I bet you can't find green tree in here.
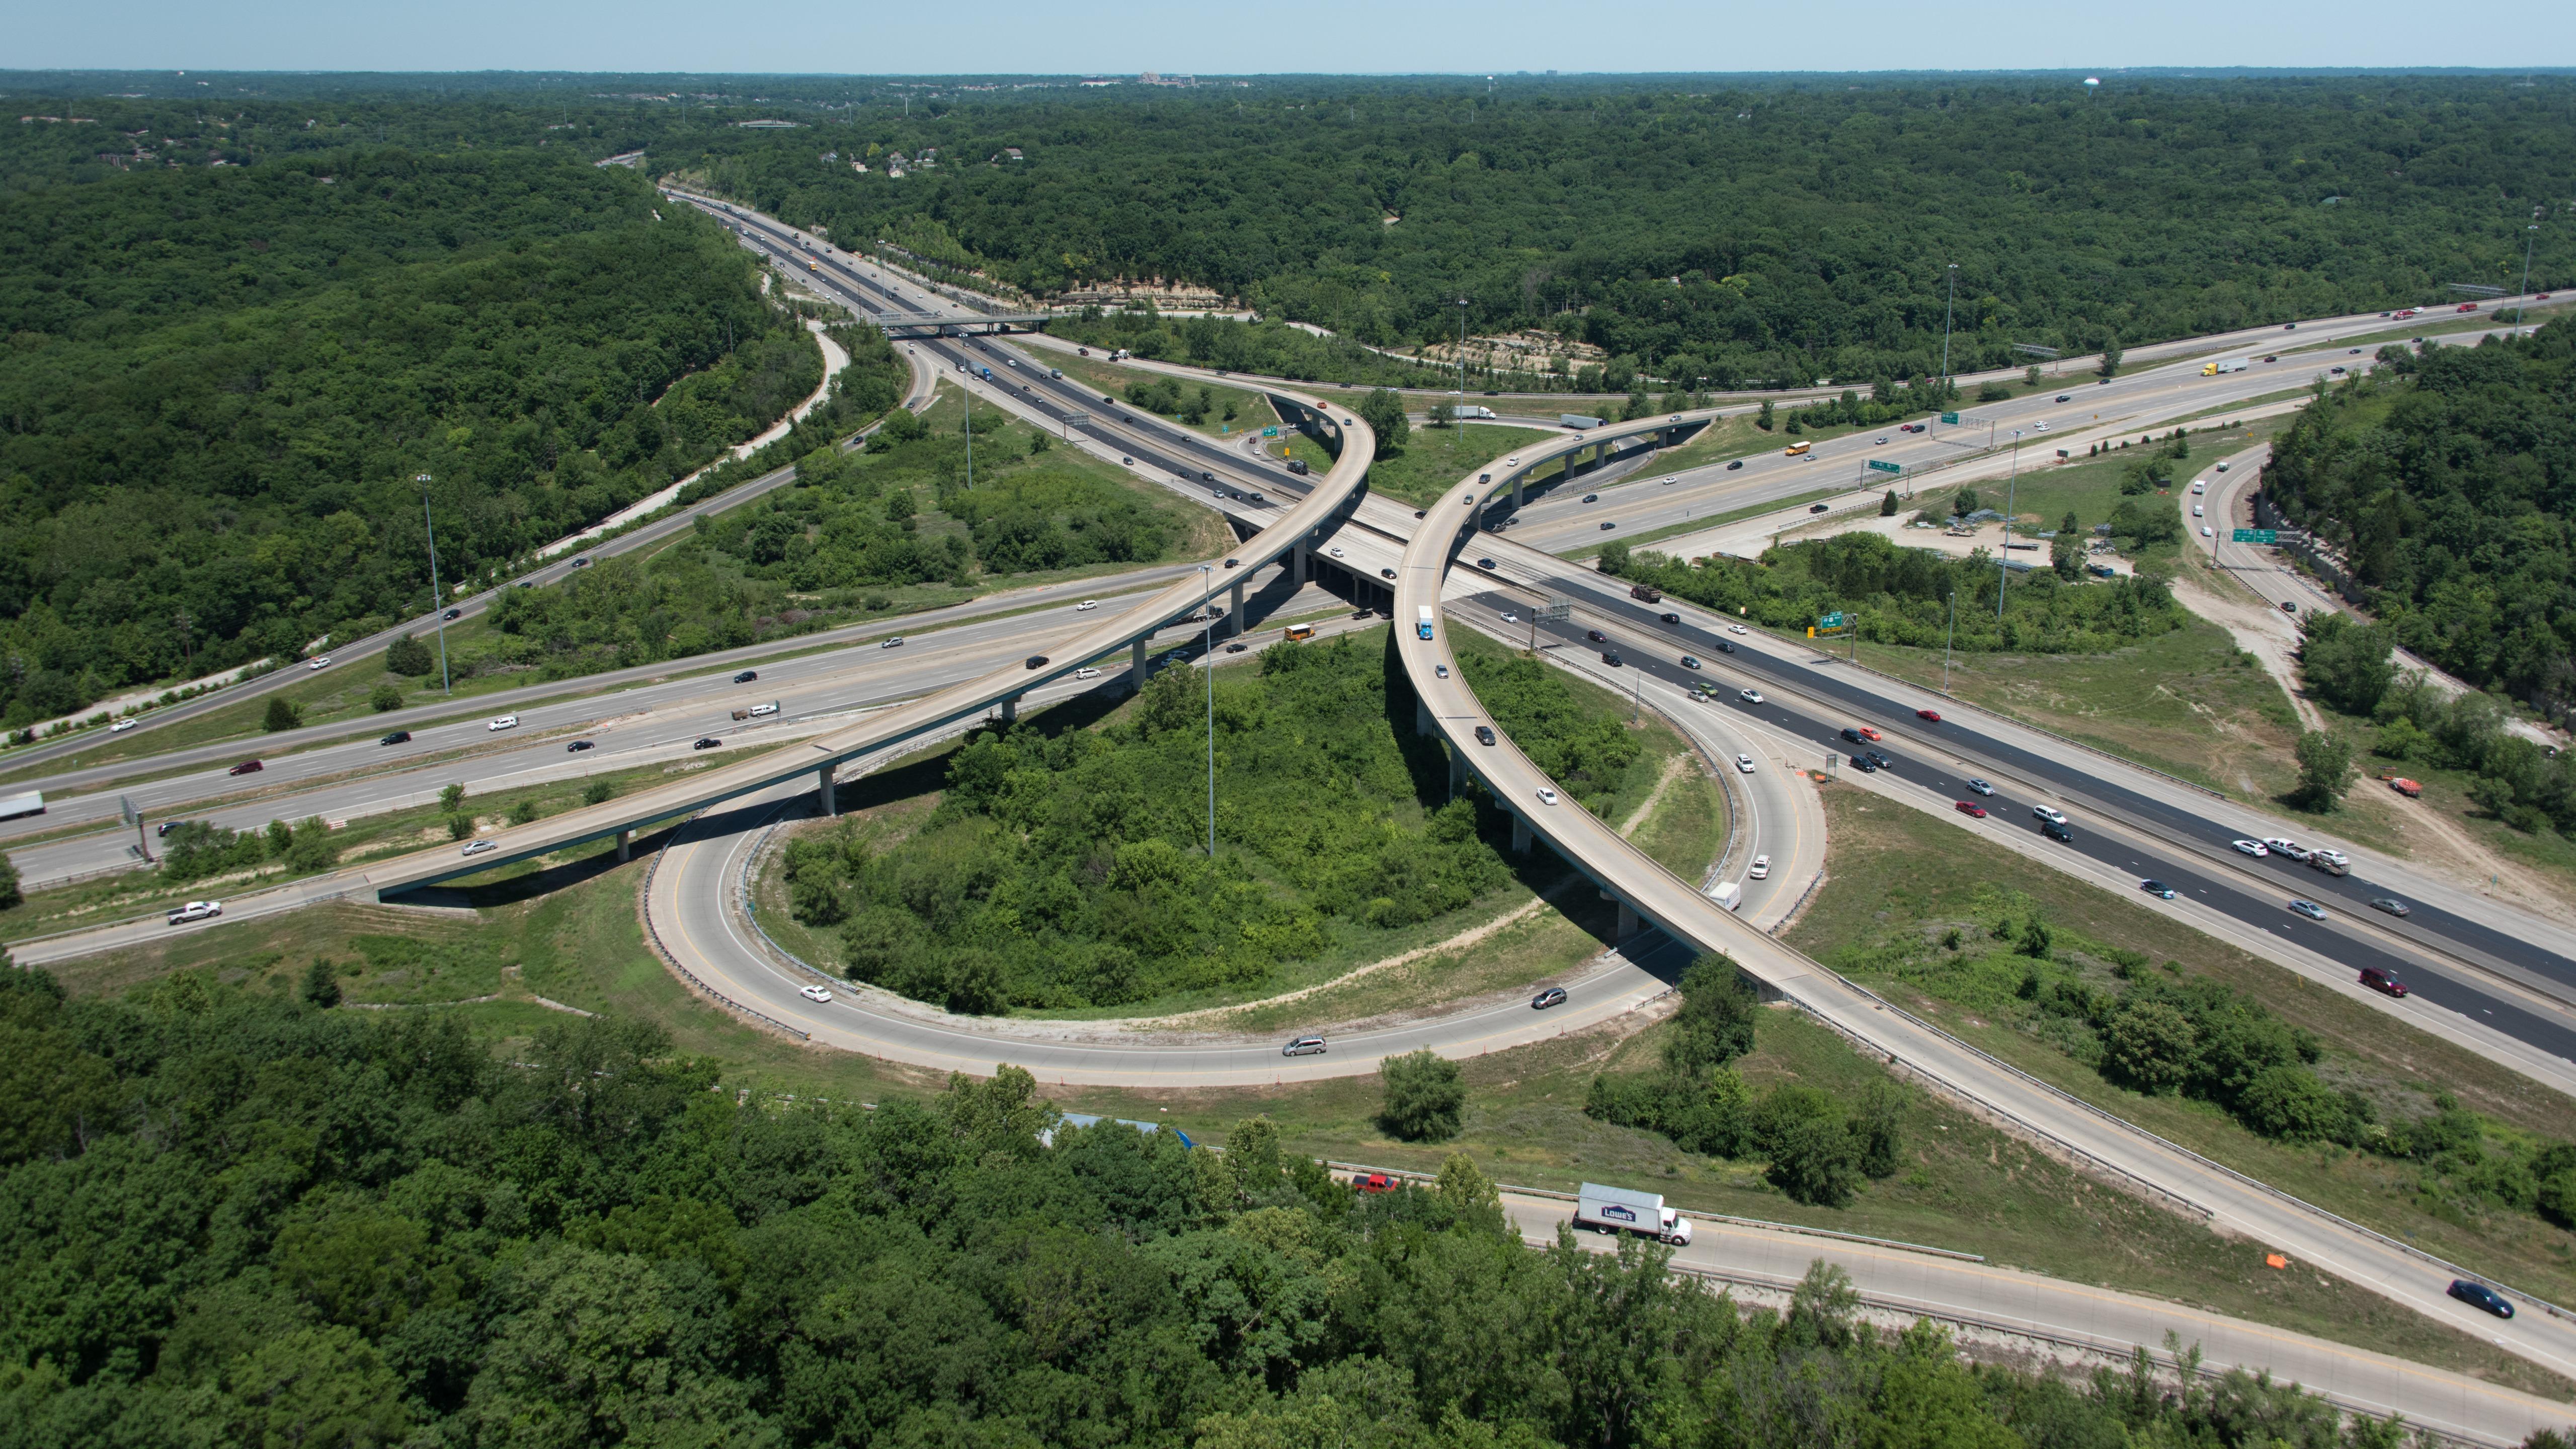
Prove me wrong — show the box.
[0,852,19,911]
[301,957,343,1009]
[1755,399,1775,432]
[2104,1000,2196,1091]
[1379,1049,1466,1141]
[1358,387,1410,452]
[1951,488,1979,517]
[445,814,476,842]
[384,634,435,677]
[267,819,295,858]
[2298,613,2395,716]
[263,696,302,733]
[507,797,540,826]
[286,816,337,873]
[2294,729,2354,813]
[2098,334,2124,379]
[1879,490,1898,517]
[1597,539,1632,576]
[582,778,616,806]
[368,681,404,712]
[439,783,466,814]
[2024,364,2043,386]
[1428,401,1456,428]
[2051,511,2084,580]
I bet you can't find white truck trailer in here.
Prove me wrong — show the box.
[1573,1182,1694,1245]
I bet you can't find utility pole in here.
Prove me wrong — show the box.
[1997,432,2021,622]
[1199,565,1216,858]
[962,386,973,489]
[418,474,452,694]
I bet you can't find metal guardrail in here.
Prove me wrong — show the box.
[636,823,810,1042]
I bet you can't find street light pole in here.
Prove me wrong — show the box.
[1997,432,2021,621]
[1199,564,1216,859]
[418,474,452,694]
[1457,297,1470,398]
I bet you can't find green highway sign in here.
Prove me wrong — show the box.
[1939,412,1960,425]
[1868,459,1901,473]
[1262,427,1280,438]
[1816,611,1846,630]
[2232,528,2278,544]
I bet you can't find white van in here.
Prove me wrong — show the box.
[2191,480,2207,495]
[2192,504,2205,518]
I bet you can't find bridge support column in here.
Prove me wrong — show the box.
[1448,746,1466,793]
[1511,814,1533,853]
[1291,546,1306,586]
[615,829,631,863]
[999,694,1018,725]
[1229,581,1245,634]
[1617,902,1640,940]
[817,765,836,817]
[1415,697,1434,737]
[1512,475,1524,508]
[1129,636,1148,693]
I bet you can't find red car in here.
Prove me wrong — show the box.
[1954,800,1988,819]
[1915,709,1942,723]
[2457,302,2478,312]
[227,759,264,776]
[1856,726,1881,742]
[1351,1173,1399,1194]
[2360,968,2409,998]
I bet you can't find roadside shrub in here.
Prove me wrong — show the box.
[1379,1050,1466,1142]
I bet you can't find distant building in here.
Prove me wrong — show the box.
[736,119,801,129]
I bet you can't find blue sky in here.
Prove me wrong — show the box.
[3,0,2568,74]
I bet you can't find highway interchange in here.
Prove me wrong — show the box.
[8,190,2575,1438]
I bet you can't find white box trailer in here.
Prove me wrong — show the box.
[1709,880,1742,912]
[1573,1182,1693,1244]
[0,790,42,822]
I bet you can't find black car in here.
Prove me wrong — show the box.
[1850,755,1880,773]
[2141,880,2177,900]
[1474,725,1496,746]
[1840,727,1865,745]
[1379,568,1397,580]
[734,670,759,684]
[1601,651,1623,667]
[443,608,462,620]
[567,740,595,753]
[1532,987,1568,1010]
[2449,1280,2515,1319]
[1659,612,1680,624]
[1863,750,1891,769]
[1582,493,1598,503]
[379,730,412,746]
[1586,629,1607,642]
[1025,655,1050,669]
[1599,521,1616,531]
[1476,558,1496,570]
[1225,642,1248,653]
[1727,460,1744,470]
[155,820,185,838]
[1808,503,1831,514]
[692,737,722,751]
[1715,639,1735,654]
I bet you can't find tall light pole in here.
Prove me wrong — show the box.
[1942,591,1956,693]
[418,473,452,694]
[2517,220,2540,332]
[1457,297,1471,398]
[1198,565,1218,858]
[1940,263,1959,389]
[1996,432,2021,621]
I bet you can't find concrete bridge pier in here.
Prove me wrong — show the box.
[998,693,1019,725]
[817,765,837,817]
[1129,636,1148,692]
[1229,581,1245,634]
[615,828,632,863]
[1512,474,1523,508]
[1290,546,1306,586]
[1617,901,1640,939]
[1414,697,1435,736]
[1511,814,1533,853]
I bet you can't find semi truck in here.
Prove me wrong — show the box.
[2201,357,2250,376]
[1416,606,1436,640]
[1561,413,1604,430]
[1574,1182,1694,1245]
[0,790,42,822]
[1447,404,1497,420]
[1629,584,1663,603]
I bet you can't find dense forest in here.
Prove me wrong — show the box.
[0,955,2427,1449]
[0,142,854,730]
[669,76,2574,390]
[2266,322,2575,729]
[782,631,1642,1013]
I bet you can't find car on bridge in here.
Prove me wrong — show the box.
[2449,1279,2513,1318]
[1738,688,1763,704]
[460,840,494,857]
[1679,656,1700,669]
[381,731,411,746]
[1532,987,1568,1010]
[881,637,903,649]
[1283,1036,1328,1057]
[488,715,519,732]
[2032,806,2068,827]
[2360,967,2409,998]
[1734,754,1755,773]
[2370,897,2410,917]
[2288,899,2329,921]
[1955,801,1987,819]
[228,760,264,776]
[799,984,833,1004]
[692,737,722,750]
[1537,788,1561,807]
[167,901,222,925]
[567,740,594,752]
[2232,838,2268,857]
[735,670,760,683]
[1749,854,1771,879]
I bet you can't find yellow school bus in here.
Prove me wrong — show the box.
[1284,624,1317,642]
[1783,441,1812,457]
